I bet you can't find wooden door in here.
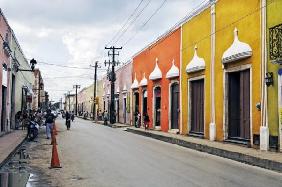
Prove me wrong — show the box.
[190,79,204,134]
[228,70,250,140]
[171,83,179,129]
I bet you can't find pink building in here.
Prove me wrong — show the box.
[0,9,12,134]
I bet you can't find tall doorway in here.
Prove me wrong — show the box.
[1,86,7,132]
[10,75,15,129]
[133,92,139,126]
[154,87,161,127]
[228,69,250,141]
[190,79,204,135]
[123,97,126,124]
[171,83,179,129]
[142,90,148,115]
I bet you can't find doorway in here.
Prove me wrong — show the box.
[133,92,139,126]
[1,86,7,132]
[171,83,179,129]
[154,87,161,127]
[123,97,126,124]
[190,79,204,135]
[228,69,250,141]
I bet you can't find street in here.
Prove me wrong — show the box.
[48,117,282,187]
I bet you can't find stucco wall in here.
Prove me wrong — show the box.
[132,28,181,132]
[214,0,261,140]
[181,7,211,137]
[267,0,282,136]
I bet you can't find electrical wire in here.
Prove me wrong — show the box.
[112,0,152,45]
[106,0,145,46]
[122,0,168,47]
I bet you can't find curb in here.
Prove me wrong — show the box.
[0,134,27,169]
[126,128,282,173]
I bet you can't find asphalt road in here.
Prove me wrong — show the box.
[55,117,282,187]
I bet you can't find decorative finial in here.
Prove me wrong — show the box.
[143,72,146,77]
[156,58,158,63]
[234,27,238,40]
[172,59,175,65]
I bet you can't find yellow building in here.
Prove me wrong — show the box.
[267,0,282,151]
[181,0,263,148]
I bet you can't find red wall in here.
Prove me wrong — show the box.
[132,28,181,132]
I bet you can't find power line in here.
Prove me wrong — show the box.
[37,61,91,70]
[106,0,145,46]
[112,0,152,45]
[122,0,168,47]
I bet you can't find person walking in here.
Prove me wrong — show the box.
[65,111,71,130]
[71,112,75,122]
[103,110,108,126]
[44,109,55,139]
[144,112,150,130]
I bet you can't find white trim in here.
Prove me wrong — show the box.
[168,80,180,132]
[278,72,282,152]
[223,64,253,145]
[141,88,147,127]
[188,75,205,135]
[179,26,183,134]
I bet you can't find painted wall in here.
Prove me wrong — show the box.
[115,62,132,124]
[0,10,12,133]
[267,0,282,137]
[10,32,34,123]
[181,7,211,137]
[214,0,261,141]
[132,28,181,132]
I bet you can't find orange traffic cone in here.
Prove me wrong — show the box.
[50,130,57,145]
[53,123,58,135]
[50,143,62,168]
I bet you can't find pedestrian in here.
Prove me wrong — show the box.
[71,112,75,122]
[44,109,55,139]
[65,111,71,130]
[98,109,102,120]
[144,112,150,130]
[15,111,22,130]
[103,110,108,125]
[135,110,140,128]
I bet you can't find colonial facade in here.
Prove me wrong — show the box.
[266,0,282,151]
[132,27,181,132]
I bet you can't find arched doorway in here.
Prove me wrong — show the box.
[142,90,148,127]
[171,83,179,129]
[133,92,139,126]
[154,87,161,127]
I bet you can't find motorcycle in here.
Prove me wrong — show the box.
[27,121,39,141]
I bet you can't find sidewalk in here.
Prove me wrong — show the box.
[126,127,282,173]
[0,130,27,168]
[95,120,130,128]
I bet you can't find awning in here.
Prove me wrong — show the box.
[139,73,148,87]
[186,46,205,73]
[166,59,179,78]
[222,28,252,64]
[149,58,162,80]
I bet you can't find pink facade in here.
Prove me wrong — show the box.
[0,10,12,133]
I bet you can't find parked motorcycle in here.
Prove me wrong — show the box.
[27,121,39,141]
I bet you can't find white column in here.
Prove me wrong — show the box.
[260,0,269,151]
[209,1,216,141]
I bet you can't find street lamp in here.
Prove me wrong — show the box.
[15,58,37,72]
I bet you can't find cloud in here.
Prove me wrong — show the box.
[0,0,204,101]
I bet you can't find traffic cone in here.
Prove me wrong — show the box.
[50,130,57,145]
[49,143,62,168]
[53,123,58,135]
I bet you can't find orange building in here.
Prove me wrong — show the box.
[131,27,181,132]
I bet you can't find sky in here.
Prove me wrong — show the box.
[0,0,205,102]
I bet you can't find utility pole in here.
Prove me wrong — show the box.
[67,91,71,111]
[90,61,100,120]
[73,85,81,115]
[104,46,122,124]
[60,98,63,110]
